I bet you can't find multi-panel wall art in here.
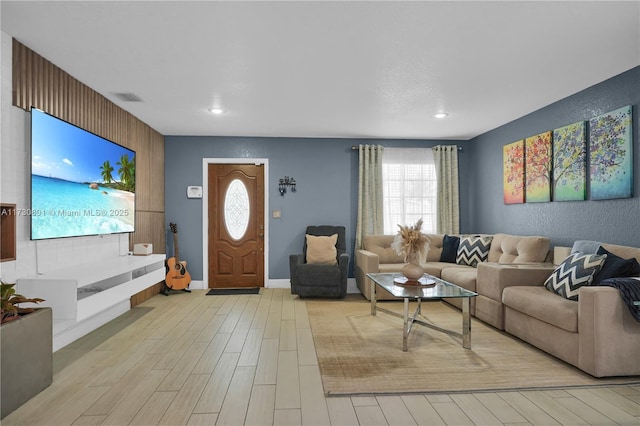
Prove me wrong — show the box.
[503,105,634,204]
[553,121,587,201]
[589,105,633,200]
[525,131,552,203]
[503,140,525,204]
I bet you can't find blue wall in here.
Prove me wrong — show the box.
[164,137,472,281]
[165,66,639,282]
[467,66,640,248]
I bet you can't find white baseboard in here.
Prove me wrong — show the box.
[346,278,359,294]
[267,279,290,288]
[188,280,206,290]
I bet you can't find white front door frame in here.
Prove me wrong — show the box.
[202,158,270,288]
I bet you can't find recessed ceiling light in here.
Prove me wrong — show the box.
[434,112,449,119]
[208,108,225,114]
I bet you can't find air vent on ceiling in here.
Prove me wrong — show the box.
[112,92,144,102]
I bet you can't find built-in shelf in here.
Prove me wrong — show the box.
[17,254,166,351]
[1,203,16,262]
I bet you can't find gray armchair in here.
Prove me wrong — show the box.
[289,225,349,298]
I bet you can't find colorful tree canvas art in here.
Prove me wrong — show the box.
[553,121,586,201]
[525,131,552,203]
[589,106,633,200]
[503,140,525,204]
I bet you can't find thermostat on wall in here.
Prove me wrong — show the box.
[186,185,203,198]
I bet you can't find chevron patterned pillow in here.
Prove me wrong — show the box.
[544,252,607,300]
[456,236,493,267]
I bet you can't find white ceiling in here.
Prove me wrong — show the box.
[2,1,639,140]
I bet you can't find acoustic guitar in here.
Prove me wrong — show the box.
[165,222,192,291]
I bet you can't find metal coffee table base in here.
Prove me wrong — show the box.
[370,282,471,352]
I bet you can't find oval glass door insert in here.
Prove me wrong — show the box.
[224,179,250,240]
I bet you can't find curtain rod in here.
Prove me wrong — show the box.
[350,145,462,151]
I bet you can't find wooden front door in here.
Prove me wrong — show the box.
[208,164,265,288]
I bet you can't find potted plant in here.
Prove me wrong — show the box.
[1,281,45,323]
[1,280,52,419]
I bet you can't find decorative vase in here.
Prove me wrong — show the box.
[401,251,424,282]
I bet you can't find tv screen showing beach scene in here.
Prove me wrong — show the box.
[30,108,136,240]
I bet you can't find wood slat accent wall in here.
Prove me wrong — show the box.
[130,282,166,308]
[12,39,166,253]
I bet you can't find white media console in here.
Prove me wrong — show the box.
[17,254,166,351]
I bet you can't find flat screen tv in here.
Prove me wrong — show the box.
[30,108,136,240]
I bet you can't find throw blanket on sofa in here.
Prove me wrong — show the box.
[599,277,640,322]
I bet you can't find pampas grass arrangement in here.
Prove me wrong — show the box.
[391,218,430,262]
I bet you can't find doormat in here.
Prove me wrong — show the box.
[206,288,260,295]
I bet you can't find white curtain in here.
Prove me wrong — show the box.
[433,145,460,234]
[355,144,384,250]
[382,148,437,234]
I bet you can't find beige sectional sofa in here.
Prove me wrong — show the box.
[355,233,552,317]
[501,242,640,378]
[355,234,640,377]
[475,262,557,329]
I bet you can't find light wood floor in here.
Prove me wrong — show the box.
[5,288,640,426]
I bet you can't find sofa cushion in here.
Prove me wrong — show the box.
[441,266,477,292]
[422,261,456,278]
[488,233,551,264]
[426,234,444,262]
[592,246,640,285]
[440,235,460,263]
[503,286,578,332]
[456,236,493,267]
[378,263,403,274]
[376,260,473,280]
[306,234,338,265]
[363,235,404,263]
[297,263,341,286]
[544,252,606,300]
[600,243,640,264]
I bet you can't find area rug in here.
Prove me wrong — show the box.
[206,287,260,295]
[306,295,640,396]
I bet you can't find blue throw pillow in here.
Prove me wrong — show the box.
[591,246,640,285]
[440,235,460,263]
[571,240,602,254]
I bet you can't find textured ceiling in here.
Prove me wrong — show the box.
[2,1,639,139]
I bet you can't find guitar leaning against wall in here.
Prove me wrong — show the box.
[164,222,192,294]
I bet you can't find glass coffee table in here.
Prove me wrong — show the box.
[367,272,477,351]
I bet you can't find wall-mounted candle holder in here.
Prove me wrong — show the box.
[278,176,296,196]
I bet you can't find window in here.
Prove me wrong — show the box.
[382,148,437,234]
[224,179,250,240]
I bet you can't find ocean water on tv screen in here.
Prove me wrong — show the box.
[31,175,135,239]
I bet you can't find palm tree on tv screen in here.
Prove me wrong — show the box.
[116,154,135,193]
[100,160,114,184]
